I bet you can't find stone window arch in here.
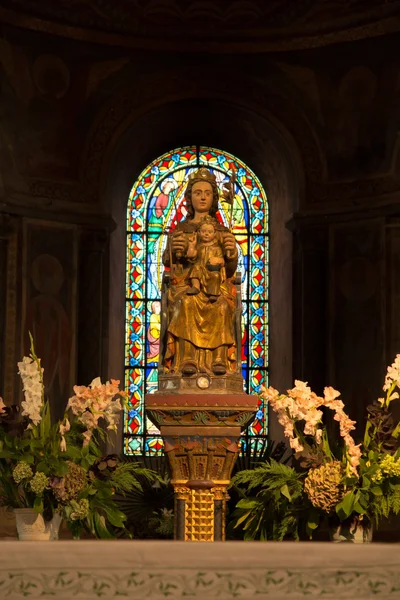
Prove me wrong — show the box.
[124,145,269,455]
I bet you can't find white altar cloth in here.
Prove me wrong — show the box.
[0,540,399,599]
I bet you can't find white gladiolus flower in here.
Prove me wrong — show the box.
[18,356,44,426]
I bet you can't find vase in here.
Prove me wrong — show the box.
[14,509,62,541]
[330,517,373,543]
[46,512,63,540]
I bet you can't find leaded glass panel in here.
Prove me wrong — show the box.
[125,146,269,455]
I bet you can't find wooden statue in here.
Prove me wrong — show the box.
[160,167,241,384]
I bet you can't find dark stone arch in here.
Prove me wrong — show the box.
[102,95,302,449]
[81,66,324,202]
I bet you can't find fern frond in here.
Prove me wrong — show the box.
[389,491,400,515]
[110,463,159,494]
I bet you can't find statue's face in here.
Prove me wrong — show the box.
[191,181,213,214]
[198,223,216,243]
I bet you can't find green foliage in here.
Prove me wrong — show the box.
[0,333,160,540]
[115,465,174,539]
[233,440,289,475]
[334,451,400,526]
[229,459,312,541]
[109,462,155,494]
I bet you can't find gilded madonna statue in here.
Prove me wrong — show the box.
[160,167,242,389]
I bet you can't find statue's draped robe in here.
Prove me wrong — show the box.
[162,219,238,373]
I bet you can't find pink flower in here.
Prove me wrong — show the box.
[315,429,323,444]
[343,434,361,475]
[66,377,125,448]
[59,418,70,436]
[323,386,341,402]
[82,430,93,447]
[290,437,304,453]
[383,354,400,391]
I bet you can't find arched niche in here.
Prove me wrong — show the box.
[102,97,303,449]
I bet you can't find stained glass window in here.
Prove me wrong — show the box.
[125,146,269,456]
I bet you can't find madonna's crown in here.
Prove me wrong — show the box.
[188,167,216,184]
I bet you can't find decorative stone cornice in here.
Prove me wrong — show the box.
[1,1,400,53]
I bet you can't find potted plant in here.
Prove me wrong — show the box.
[231,355,400,542]
[0,335,157,540]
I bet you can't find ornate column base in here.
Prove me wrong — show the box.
[163,427,240,541]
[146,392,258,541]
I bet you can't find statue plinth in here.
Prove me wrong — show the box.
[157,373,245,394]
[145,392,258,541]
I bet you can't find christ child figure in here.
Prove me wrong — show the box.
[186,217,226,303]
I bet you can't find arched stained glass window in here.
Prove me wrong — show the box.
[125,146,269,456]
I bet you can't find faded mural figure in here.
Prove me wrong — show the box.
[25,253,72,415]
[146,300,161,363]
[334,66,380,174]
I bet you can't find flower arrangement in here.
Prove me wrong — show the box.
[0,335,156,539]
[231,355,400,540]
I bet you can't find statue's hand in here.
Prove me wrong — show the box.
[171,233,188,257]
[222,232,237,258]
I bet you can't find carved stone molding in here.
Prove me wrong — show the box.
[1,1,400,52]
[29,180,96,205]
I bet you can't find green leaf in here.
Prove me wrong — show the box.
[56,462,69,476]
[101,506,126,528]
[64,445,81,460]
[19,440,32,449]
[34,497,43,514]
[36,461,49,475]
[0,450,13,459]
[242,513,258,531]
[361,476,371,489]
[19,454,35,465]
[236,499,260,510]
[280,484,291,501]
[336,491,356,520]
[306,508,320,531]
[363,421,372,449]
[39,401,52,441]
[93,512,114,539]
[392,422,400,440]
[370,486,383,496]
[233,511,252,528]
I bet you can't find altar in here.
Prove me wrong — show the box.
[0,540,399,599]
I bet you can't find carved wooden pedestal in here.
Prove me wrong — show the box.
[145,393,257,541]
